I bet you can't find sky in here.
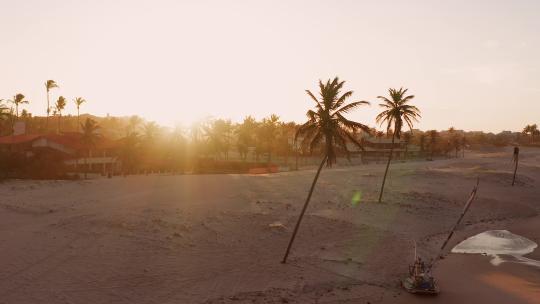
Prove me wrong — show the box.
[1,0,539,132]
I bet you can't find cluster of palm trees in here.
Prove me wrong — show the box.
[522,124,539,144]
[282,77,421,262]
[0,80,87,134]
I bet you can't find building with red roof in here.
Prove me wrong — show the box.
[0,133,122,176]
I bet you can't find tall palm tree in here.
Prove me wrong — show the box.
[10,93,29,118]
[55,96,67,133]
[282,77,371,263]
[376,88,421,203]
[80,118,101,179]
[74,97,86,132]
[45,80,59,130]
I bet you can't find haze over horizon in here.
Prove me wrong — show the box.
[1,0,539,133]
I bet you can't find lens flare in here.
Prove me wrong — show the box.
[351,190,362,206]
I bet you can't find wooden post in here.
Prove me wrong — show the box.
[512,147,519,186]
[440,179,479,251]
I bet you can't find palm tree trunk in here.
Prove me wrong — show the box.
[512,154,519,186]
[77,108,80,132]
[282,154,327,263]
[378,132,395,203]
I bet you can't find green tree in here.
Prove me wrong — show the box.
[282,77,371,263]
[376,88,421,203]
[74,97,86,132]
[258,114,280,163]
[45,80,59,130]
[126,115,143,135]
[236,116,257,160]
[204,119,233,159]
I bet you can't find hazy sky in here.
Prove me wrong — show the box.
[1,0,539,132]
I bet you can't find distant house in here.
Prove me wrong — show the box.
[0,133,121,176]
[346,136,421,162]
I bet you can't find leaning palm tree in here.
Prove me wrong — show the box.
[45,80,59,130]
[80,118,101,179]
[282,77,371,263]
[376,88,421,203]
[55,96,67,133]
[74,97,86,132]
[10,93,29,118]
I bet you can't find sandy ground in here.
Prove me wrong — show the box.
[0,147,539,304]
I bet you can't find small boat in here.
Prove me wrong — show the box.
[401,256,439,295]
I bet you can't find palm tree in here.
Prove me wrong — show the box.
[531,124,538,143]
[55,96,67,133]
[403,131,412,159]
[419,133,426,153]
[45,80,59,130]
[143,121,159,142]
[428,130,439,160]
[448,127,460,158]
[9,93,29,118]
[236,116,257,160]
[80,118,101,179]
[375,130,385,142]
[74,97,86,132]
[120,132,141,175]
[126,115,144,135]
[375,88,421,203]
[259,114,280,163]
[282,77,371,263]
